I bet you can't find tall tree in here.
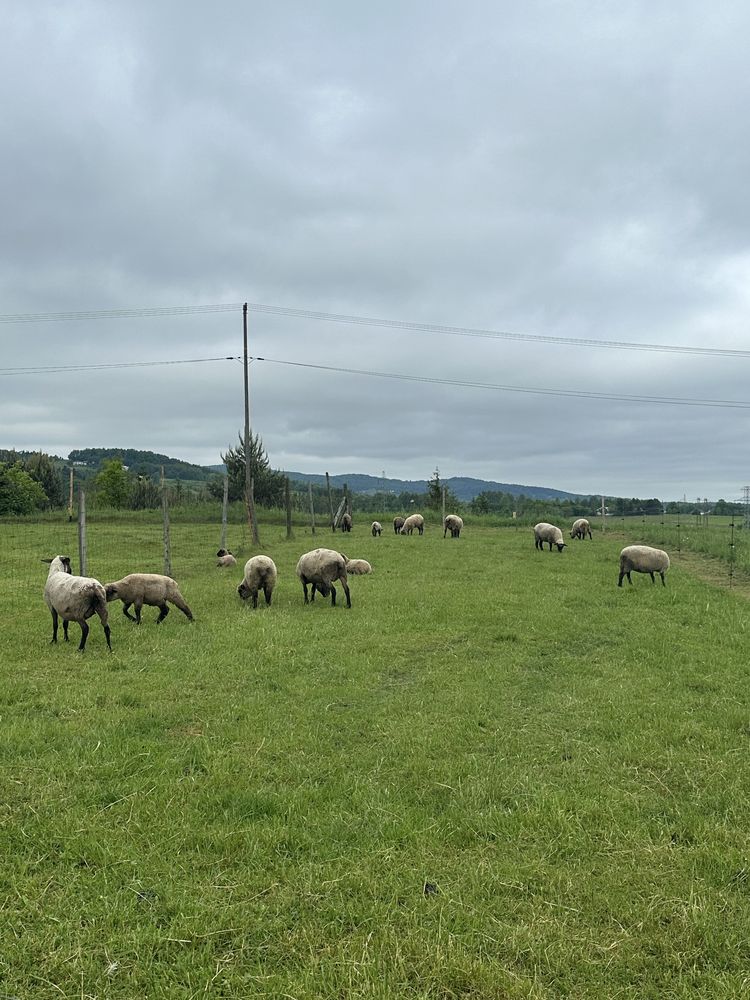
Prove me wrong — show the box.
[0,462,48,514]
[25,452,65,508]
[211,432,285,507]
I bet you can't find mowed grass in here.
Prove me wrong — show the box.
[2,521,750,998]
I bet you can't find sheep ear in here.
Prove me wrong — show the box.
[41,558,53,563]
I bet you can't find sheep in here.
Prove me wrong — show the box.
[346,559,372,575]
[400,513,425,535]
[237,555,277,607]
[371,521,382,537]
[534,522,566,552]
[104,573,194,624]
[570,518,592,541]
[618,545,670,587]
[340,512,353,532]
[296,548,351,608]
[42,555,112,652]
[216,548,237,567]
[393,516,405,534]
[443,514,464,538]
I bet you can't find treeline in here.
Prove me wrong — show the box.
[68,448,216,482]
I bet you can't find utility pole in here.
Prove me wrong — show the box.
[243,302,260,545]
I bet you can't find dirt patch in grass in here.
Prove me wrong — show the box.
[675,550,750,600]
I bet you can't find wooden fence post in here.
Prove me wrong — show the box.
[309,482,316,535]
[161,467,172,577]
[78,488,87,576]
[326,472,335,532]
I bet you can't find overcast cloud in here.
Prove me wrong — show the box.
[3,1,750,500]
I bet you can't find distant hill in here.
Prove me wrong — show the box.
[67,448,218,482]
[284,471,588,503]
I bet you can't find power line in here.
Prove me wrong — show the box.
[250,355,750,410]
[2,299,750,360]
[0,356,240,376]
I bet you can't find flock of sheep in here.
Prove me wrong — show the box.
[41,512,670,652]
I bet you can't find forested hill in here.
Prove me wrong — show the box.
[67,448,217,482]
[285,472,586,503]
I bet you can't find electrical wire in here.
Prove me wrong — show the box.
[0,356,240,375]
[1,300,749,359]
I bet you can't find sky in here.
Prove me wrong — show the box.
[2,1,750,501]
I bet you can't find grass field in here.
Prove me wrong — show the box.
[2,519,750,998]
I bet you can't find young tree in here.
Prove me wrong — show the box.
[426,468,443,510]
[95,458,132,508]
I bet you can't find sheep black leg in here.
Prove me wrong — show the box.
[252,591,258,609]
[78,621,89,652]
[50,608,59,643]
[302,581,310,604]
[63,619,70,642]
[649,572,655,584]
[103,623,112,650]
[156,603,169,623]
[134,601,143,625]
[618,571,626,587]
[660,572,666,586]
[122,603,137,622]
[263,585,272,606]
[330,584,336,606]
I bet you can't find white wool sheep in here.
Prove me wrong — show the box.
[393,516,405,534]
[296,548,351,608]
[570,518,592,541]
[216,548,237,567]
[534,523,566,552]
[618,545,670,587]
[443,514,464,538]
[340,512,353,532]
[400,513,425,535]
[371,521,382,537]
[237,555,278,607]
[43,555,112,652]
[105,573,194,624]
[346,559,372,575]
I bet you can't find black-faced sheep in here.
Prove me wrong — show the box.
[216,548,237,567]
[570,518,592,541]
[237,555,278,607]
[443,514,464,538]
[43,555,112,652]
[534,523,566,552]
[393,516,405,534]
[618,545,670,587]
[371,521,382,537]
[400,513,425,535]
[341,513,352,532]
[296,548,351,608]
[104,573,194,624]
[346,559,372,575]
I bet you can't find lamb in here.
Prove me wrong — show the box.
[371,521,382,537]
[618,545,670,587]
[534,522,566,552]
[42,555,112,652]
[341,513,353,532]
[393,516,405,534]
[104,573,194,624]
[346,559,372,575]
[443,514,464,538]
[216,548,237,567]
[296,548,351,608]
[400,513,425,535]
[570,518,592,541]
[237,555,277,607]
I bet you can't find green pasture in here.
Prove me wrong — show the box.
[1,518,750,998]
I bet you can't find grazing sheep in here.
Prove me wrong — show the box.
[42,555,112,652]
[341,512,352,532]
[618,545,670,587]
[237,555,277,607]
[443,514,464,538]
[393,516,405,534]
[296,548,351,608]
[570,518,592,541]
[400,513,425,535]
[346,559,372,575]
[216,548,237,567]
[371,521,382,537]
[534,523,566,552]
[104,573,194,624]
